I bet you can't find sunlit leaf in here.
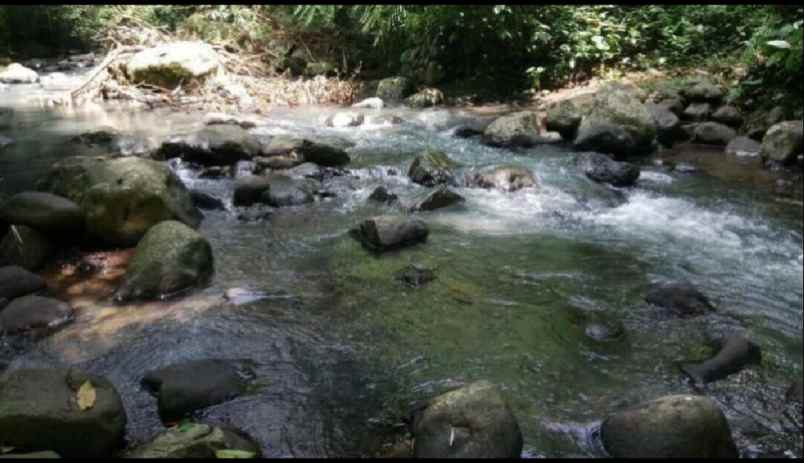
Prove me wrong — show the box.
[766,40,791,49]
[76,381,96,411]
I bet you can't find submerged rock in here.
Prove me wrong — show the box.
[412,380,523,458]
[761,120,803,165]
[126,41,221,88]
[156,125,263,166]
[725,136,761,157]
[350,216,429,253]
[0,368,127,457]
[601,394,738,458]
[395,264,435,288]
[0,192,84,237]
[645,281,715,317]
[408,149,460,187]
[39,156,201,247]
[124,423,260,458]
[368,186,398,205]
[0,225,55,271]
[142,359,249,422]
[576,152,640,187]
[0,63,39,84]
[464,165,537,192]
[408,186,465,212]
[680,335,761,384]
[0,265,46,300]
[114,220,213,302]
[0,295,72,334]
[574,88,657,159]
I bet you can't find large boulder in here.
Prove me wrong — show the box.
[376,76,413,103]
[0,368,127,457]
[155,126,263,165]
[681,80,724,103]
[350,216,429,253]
[0,63,38,84]
[645,281,715,317]
[576,152,640,187]
[0,295,72,334]
[601,394,738,458]
[126,41,221,88]
[38,156,201,247]
[0,265,46,300]
[0,225,54,271]
[760,120,803,165]
[408,186,465,212]
[0,192,84,237]
[545,100,582,141]
[124,423,260,458]
[233,176,272,207]
[142,359,248,422]
[463,165,537,192]
[412,381,523,458]
[408,150,460,187]
[574,88,657,159]
[725,136,761,157]
[258,136,350,168]
[114,220,213,302]
[693,122,737,146]
[645,102,683,146]
[482,111,550,148]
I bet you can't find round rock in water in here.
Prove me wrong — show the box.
[601,394,738,458]
[0,295,72,334]
[0,265,46,300]
[413,380,523,458]
[0,367,127,457]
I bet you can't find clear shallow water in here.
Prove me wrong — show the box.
[1,77,802,457]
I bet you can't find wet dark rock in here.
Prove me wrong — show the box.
[155,125,262,166]
[233,175,272,207]
[0,367,127,457]
[545,100,582,141]
[711,105,742,127]
[584,319,625,342]
[396,264,435,288]
[408,186,465,212]
[368,186,398,204]
[464,165,537,192]
[725,136,761,157]
[761,120,803,165]
[576,152,640,187]
[350,215,429,253]
[38,156,201,247]
[114,220,214,303]
[142,359,249,422]
[573,88,656,159]
[0,225,55,271]
[408,149,460,187]
[124,423,260,458]
[645,281,715,317]
[482,111,550,148]
[376,76,413,103]
[69,127,120,147]
[199,165,232,179]
[787,379,803,403]
[0,265,46,300]
[693,122,737,146]
[682,102,712,122]
[680,335,761,384]
[0,192,84,237]
[0,295,72,334]
[453,126,485,139]
[412,380,523,458]
[260,135,350,168]
[681,80,724,103]
[190,190,225,211]
[646,102,683,146]
[261,175,317,207]
[601,394,738,458]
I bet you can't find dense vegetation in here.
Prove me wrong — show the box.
[1,5,802,109]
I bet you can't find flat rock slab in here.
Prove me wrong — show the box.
[142,359,250,422]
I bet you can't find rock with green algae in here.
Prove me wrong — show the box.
[407,149,461,187]
[114,220,213,302]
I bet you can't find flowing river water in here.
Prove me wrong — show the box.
[1,71,802,457]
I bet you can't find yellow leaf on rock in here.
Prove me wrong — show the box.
[76,380,96,411]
